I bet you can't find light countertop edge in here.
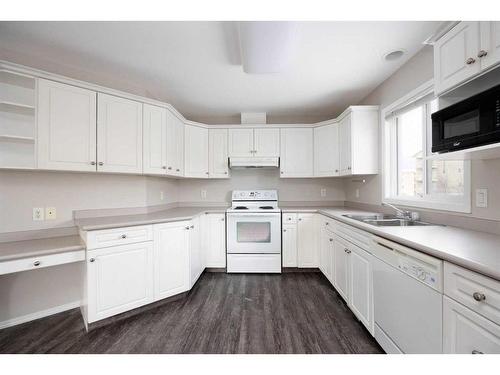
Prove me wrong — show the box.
[0,235,85,262]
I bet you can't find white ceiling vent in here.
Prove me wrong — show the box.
[241,112,267,124]
[238,21,298,74]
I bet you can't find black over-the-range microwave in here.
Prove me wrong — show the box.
[431,83,500,153]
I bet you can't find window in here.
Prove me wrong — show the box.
[384,83,471,213]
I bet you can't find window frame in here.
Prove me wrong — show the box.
[382,80,471,213]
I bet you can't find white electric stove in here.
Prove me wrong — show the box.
[226,190,282,273]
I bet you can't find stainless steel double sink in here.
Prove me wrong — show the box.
[342,214,436,227]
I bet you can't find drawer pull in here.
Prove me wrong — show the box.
[472,350,484,354]
[329,238,333,242]
[89,258,95,263]
[473,292,486,302]
[344,248,351,254]
[325,222,329,225]
[33,260,41,267]
[121,234,127,239]
[283,229,287,232]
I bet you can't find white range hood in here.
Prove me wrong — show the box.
[229,157,279,169]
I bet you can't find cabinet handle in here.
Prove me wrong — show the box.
[185,226,190,230]
[335,169,339,173]
[206,172,209,175]
[98,162,104,166]
[298,218,302,221]
[477,50,488,58]
[221,218,225,221]
[466,57,476,65]
[176,168,180,172]
[344,248,351,254]
[325,222,329,225]
[473,292,486,302]
[162,166,167,169]
[90,161,96,165]
[472,350,484,354]
[329,238,333,242]
[288,218,292,221]
[33,260,41,267]
[224,171,228,174]
[347,166,351,170]
[190,225,194,229]
[281,171,284,174]
[89,258,95,263]
[121,234,127,239]
[168,166,172,170]
[283,229,287,232]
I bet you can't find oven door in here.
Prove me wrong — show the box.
[226,213,281,254]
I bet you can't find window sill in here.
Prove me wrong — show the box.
[383,196,471,214]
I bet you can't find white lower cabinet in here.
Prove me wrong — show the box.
[319,225,334,282]
[443,295,500,354]
[189,216,204,287]
[204,214,226,268]
[333,235,350,302]
[297,214,318,267]
[348,243,373,332]
[153,221,190,301]
[86,241,154,324]
[282,224,298,267]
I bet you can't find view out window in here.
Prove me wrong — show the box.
[385,91,470,213]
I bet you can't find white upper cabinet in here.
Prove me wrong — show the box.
[228,128,254,157]
[254,128,280,157]
[166,110,184,177]
[434,21,500,95]
[184,125,209,178]
[37,79,97,172]
[480,21,500,71]
[97,93,143,174]
[314,123,339,177]
[280,128,314,178]
[143,104,167,175]
[208,128,229,178]
[434,22,481,95]
[338,107,378,176]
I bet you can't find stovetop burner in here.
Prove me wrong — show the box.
[259,206,274,209]
[234,206,249,210]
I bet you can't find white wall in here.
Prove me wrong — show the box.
[176,169,346,204]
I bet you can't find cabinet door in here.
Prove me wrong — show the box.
[339,114,352,175]
[314,123,339,177]
[166,110,184,176]
[97,93,143,173]
[143,104,167,175]
[228,128,254,157]
[254,128,280,157]
[321,232,334,283]
[37,79,97,172]
[153,221,190,301]
[209,129,229,178]
[282,224,297,267]
[480,21,500,70]
[434,22,481,94]
[333,236,350,302]
[349,244,373,332]
[184,125,209,178]
[87,242,154,323]
[205,214,226,268]
[443,296,500,354]
[297,214,318,267]
[189,217,203,287]
[280,128,314,178]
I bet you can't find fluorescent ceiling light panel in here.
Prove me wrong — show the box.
[238,21,297,74]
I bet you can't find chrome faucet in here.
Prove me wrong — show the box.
[382,202,419,221]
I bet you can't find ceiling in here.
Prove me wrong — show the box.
[0,21,441,123]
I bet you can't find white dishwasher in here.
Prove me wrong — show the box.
[371,236,443,354]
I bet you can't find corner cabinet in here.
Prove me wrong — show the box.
[97,93,143,174]
[209,129,229,178]
[280,128,314,178]
[143,104,168,175]
[37,79,97,172]
[338,106,378,176]
[184,125,209,178]
[435,21,500,95]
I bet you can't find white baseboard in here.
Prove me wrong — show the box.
[0,301,81,330]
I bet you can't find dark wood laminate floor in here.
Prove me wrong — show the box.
[0,272,383,354]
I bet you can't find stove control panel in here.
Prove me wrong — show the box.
[232,190,278,201]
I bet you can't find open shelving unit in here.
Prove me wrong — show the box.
[0,69,36,169]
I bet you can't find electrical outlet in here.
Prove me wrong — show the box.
[45,207,57,220]
[33,207,44,221]
[160,191,164,201]
[476,189,488,208]
[201,190,207,199]
[320,188,326,197]
[355,189,360,198]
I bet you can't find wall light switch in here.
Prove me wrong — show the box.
[320,188,326,197]
[45,207,57,220]
[33,207,44,221]
[201,190,207,199]
[475,189,488,208]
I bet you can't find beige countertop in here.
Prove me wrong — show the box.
[0,235,85,262]
[282,205,500,281]
[75,206,228,231]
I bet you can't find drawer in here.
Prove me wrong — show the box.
[444,262,500,325]
[335,220,372,251]
[84,225,153,250]
[321,216,336,234]
[282,213,297,224]
[443,295,500,354]
[0,250,85,276]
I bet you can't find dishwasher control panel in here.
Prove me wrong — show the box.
[398,257,440,289]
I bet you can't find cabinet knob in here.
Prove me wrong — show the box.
[329,238,333,242]
[347,166,351,170]
[224,171,228,175]
[325,222,329,225]
[33,260,41,267]
[190,225,194,229]
[335,169,339,173]
[98,162,104,166]
[162,166,167,169]
[121,234,127,239]
[90,161,96,165]
[206,172,209,175]
[283,229,287,232]
[473,292,486,302]
[89,258,95,263]
[472,350,484,354]
[168,166,172,170]
[176,168,180,172]
[477,50,488,58]
[185,226,190,230]
[298,218,302,221]
[280,171,283,174]
[344,248,351,254]
[466,57,476,65]
[221,218,225,221]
